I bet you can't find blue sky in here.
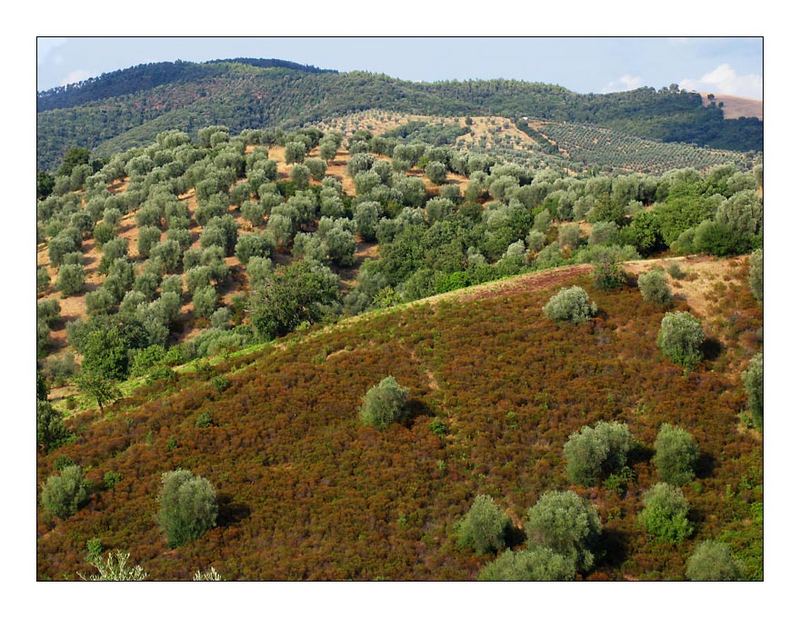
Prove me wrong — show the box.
[37,37,763,99]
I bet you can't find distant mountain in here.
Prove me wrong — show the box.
[36,58,763,170]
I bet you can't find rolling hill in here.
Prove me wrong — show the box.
[36,58,763,170]
[37,255,763,581]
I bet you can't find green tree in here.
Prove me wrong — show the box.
[56,263,85,296]
[36,400,69,451]
[742,353,763,429]
[157,469,218,548]
[749,249,763,302]
[425,161,447,185]
[290,164,311,189]
[657,312,705,369]
[593,257,626,291]
[137,226,162,259]
[543,286,597,324]
[192,286,218,319]
[638,268,673,306]
[305,157,327,181]
[456,495,509,555]
[685,540,743,581]
[653,423,699,485]
[284,141,306,164]
[41,465,90,519]
[478,547,576,581]
[639,483,693,543]
[37,267,51,293]
[76,371,122,414]
[80,327,129,380]
[37,171,55,200]
[524,490,601,572]
[358,376,409,429]
[563,421,632,486]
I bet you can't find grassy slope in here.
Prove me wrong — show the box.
[37,257,762,581]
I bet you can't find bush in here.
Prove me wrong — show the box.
[563,421,632,486]
[192,286,218,319]
[157,469,218,548]
[93,221,116,245]
[358,376,409,429]
[85,288,116,316]
[478,547,576,581]
[666,263,685,279]
[37,400,69,451]
[742,353,763,429]
[638,268,673,306]
[41,465,90,519]
[235,233,273,265]
[593,258,626,290]
[685,540,744,581]
[290,164,310,189]
[524,490,601,572]
[639,482,693,543]
[543,286,597,324]
[455,495,509,555]
[653,423,699,485]
[425,161,447,185]
[657,312,705,369]
[305,157,327,181]
[137,226,162,258]
[37,267,51,293]
[56,263,85,296]
[558,224,581,249]
[749,249,763,301]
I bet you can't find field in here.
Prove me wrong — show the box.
[36,255,762,580]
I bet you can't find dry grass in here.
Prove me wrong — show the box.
[702,93,762,120]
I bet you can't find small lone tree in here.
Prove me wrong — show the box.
[358,376,409,429]
[593,258,626,290]
[742,353,763,429]
[456,494,509,555]
[653,423,699,485]
[157,469,218,548]
[657,312,705,369]
[478,547,576,581]
[638,268,673,306]
[524,490,601,572]
[543,286,597,324]
[80,550,148,581]
[685,540,744,581]
[748,249,763,302]
[639,483,693,543]
[563,421,632,486]
[41,465,90,519]
[76,371,122,414]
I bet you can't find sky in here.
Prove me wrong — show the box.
[36,37,763,99]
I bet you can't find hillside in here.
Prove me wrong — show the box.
[36,59,763,170]
[702,93,763,120]
[36,256,763,581]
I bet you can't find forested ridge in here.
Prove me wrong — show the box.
[36,59,762,170]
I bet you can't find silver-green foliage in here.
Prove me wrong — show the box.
[639,482,693,543]
[656,311,704,369]
[41,465,90,519]
[81,550,149,581]
[637,268,673,306]
[456,495,509,555]
[685,540,743,581]
[157,469,218,548]
[478,547,576,581]
[742,353,763,429]
[563,421,632,486]
[653,423,699,485]
[358,376,408,429]
[543,286,597,324]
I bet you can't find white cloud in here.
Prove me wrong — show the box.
[602,74,643,93]
[679,63,762,99]
[60,69,93,86]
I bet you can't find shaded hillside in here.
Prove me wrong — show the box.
[36,60,762,169]
[37,260,762,581]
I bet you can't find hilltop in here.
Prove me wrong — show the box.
[36,58,763,170]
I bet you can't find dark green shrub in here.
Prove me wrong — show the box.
[666,263,685,279]
[563,421,632,486]
[192,286,218,319]
[455,494,509,555]
[593,259,626,290]
[742,353,763,429]
[653,423,699,485]
[36,400,69,451]
[657,312,704,369]
[358,376,408,429]
[85,288,116,316]
[524,490,601,572]
[478,547,576,581]
[638,268,673,306]
[749,249,762,302]
[639,482,693,543]
[103,471,123,490]
[543,286,597,324]
[157,469,218,548]
[93,221,116,245]
[196,411,214,428]
[57,263,85,296]
[37,267,51,293]
[685,540,744,581]
[41,465,90,519]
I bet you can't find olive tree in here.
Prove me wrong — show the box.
[192,286,218,319]
[93,221,116,246]
[57,263,85,296]
[524,490,601,572]
[455,495,509,555]
[85,288,116,316]
[749,249,763,302]
[478,547,576,581]
[291,164,311,189]
[543,287,597,324]
[157,469,218,548]
[657,312,705,369]
[284,141,306,164]
[638,268,673,306]
[685,540,743,581]
[653,424,699,485]
[137,226,162,258]
[639,482,693,543]
[742,353,763,429]
[41,465,90,519]
[354,201,381,241]
[425,161,447,185]
[305,157,327,181]
[319,139,338,162]
[37,400,69,451]
[37,267,51,293]
[358,376,409,429]
[563,421,632,486]
[558,223,581,249]
[235,233,273,265]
